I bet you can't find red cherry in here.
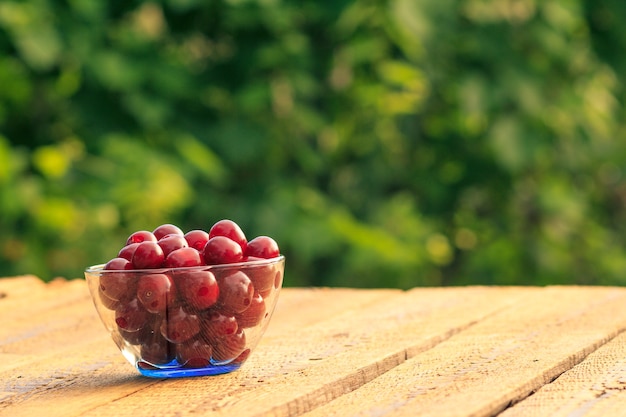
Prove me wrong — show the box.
[175,270,219,310]
[176,338,213,368]
[160,306,200,344]
[245,236,280,259]
[100,258,135,301]
[212,329,247,363]
[119,317,160,345]
[244,256,276,296]
[119,327,148,345]
[153,223,184,240]
[273,269,283,290]
[184,229,210,251]
[231,348,251,365]
[164,247,204,268]
[157,234,188,257]
[203,236,243,265]
[235,292,266,328]
[209,219,247,252]
[104,257,134,271]
[201,310,238,342]
[118,243,140,261]
[126,230,157,245]
[137,361,159,370]
[115,299,149,332]
[136,273,173,314]
[98,286,121,310]
[132,241,165,269]
[140,333,174,365]
[218,270,254,314]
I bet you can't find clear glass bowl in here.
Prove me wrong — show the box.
[85,256,284,378]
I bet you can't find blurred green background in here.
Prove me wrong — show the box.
[1,0,625,288]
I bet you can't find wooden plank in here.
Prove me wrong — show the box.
[296,286,626,417]
[0,281,394,355]
[66,287,531,417]
[0,279,100,358]
[0,275,47,299]
[0,277,91,322]
[0,290,95,345]
[0,275,165,411]
[499,330,626,416]
[8,282,621,417]
[0,285,396,375]
[0,285,398,417]
[0,338,150,406]
[0,285,395,365]
[265,287,401,336]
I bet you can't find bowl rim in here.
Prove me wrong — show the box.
[85,255,285,274]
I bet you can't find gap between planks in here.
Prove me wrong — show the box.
[5,277,621,417]
[1,276,524,417]
[61,287,530,417]
[0,277,401,417]
[498,325,626,416]
[296,286,626,417]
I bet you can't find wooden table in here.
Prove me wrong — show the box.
[1,276,626,416]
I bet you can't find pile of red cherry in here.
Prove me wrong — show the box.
[97,220,282,369]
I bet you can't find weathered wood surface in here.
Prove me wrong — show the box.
[1,276,626,416]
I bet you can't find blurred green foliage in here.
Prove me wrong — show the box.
[1,0,625,287]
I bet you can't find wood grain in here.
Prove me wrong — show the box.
[499,331,626,416]
[0,278,400,417]
[1,276,626,417]
[297,286,626,417]
[77,286,528,417]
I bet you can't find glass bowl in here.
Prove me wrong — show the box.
[85,256,284,378]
